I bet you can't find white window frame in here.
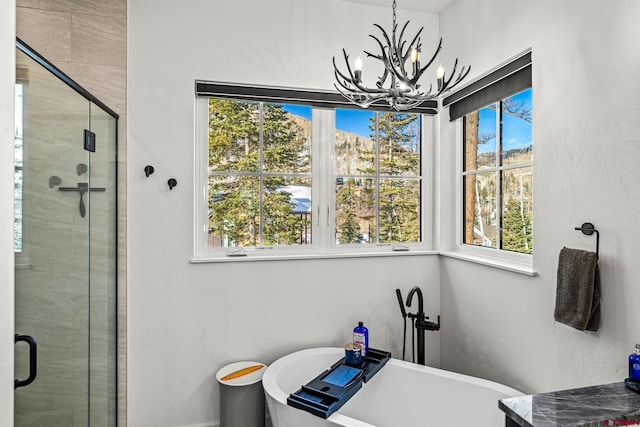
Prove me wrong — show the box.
[437,50,536,276]
[447,117,534,275]
[192,96,435,262]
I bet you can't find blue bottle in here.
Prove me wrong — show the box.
[629,344,640,380]
[353,321,369,357]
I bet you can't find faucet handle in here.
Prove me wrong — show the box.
[426,315,441,331]
[416,315,440,331]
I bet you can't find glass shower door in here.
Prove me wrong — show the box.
[87,103,118,426]
[14,42,117,427]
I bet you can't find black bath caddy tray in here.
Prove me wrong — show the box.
[625,377,640,394]
[287,348,391,419]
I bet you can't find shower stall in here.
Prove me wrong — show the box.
[13,39,118,426]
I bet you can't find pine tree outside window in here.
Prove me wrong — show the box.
[193,84,431,260]
[462,88,533,254]
[335,109,422,246]
[207,99,312,248]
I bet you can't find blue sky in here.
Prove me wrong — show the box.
[335,108,375,138]
[284,87,532,149]
[282,104,311,121]
[478,88,532,154]
[283,104,375,138]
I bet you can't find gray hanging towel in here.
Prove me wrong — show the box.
[554,247,601,331]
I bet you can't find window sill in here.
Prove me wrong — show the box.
[190,249,439,264]
[439,250,537,276]
[189,248,536,277]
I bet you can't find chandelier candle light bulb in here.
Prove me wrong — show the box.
[332,0,470,110]
[411,47,420,73]
[437,63,445,90]
[354,56,363,83]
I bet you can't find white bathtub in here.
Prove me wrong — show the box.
[263,347,522,427]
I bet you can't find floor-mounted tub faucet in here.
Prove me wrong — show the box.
[397,286,440,365]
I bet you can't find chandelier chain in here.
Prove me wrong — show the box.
[392,0,397,30]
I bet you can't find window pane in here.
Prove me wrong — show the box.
[379,178,421,243]
[463,172,497,248]
[335,108,375,175]
[464,105,497,172]
[378,112,421,176]
[264,103,311,173]
[14,83,23,252]
[208,175,260,247]
[335,177,376,245]
[208,98,260,173]
[501,88,533,167]
[203,92,427,254]
[263,177,312,246]
[501,167,533,254]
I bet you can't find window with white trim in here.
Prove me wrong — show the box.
[194,82,432,259]
[207,99,313,248]
[462,88,532,253]
[334,108,423,245]
[444,50,533,258]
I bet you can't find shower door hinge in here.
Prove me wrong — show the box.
[84,129,96,152]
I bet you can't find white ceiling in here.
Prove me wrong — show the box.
[339,0,457,14]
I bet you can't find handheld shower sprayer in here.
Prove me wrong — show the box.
[395,289,407,360]
[395,289,407,318]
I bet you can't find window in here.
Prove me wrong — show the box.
[443,50,533,260]
[194,82,432,260]
[462,88,532,254]
[335,109,422,245]
[207,99,312,248]
[14,82,24,253]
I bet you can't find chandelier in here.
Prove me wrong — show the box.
[333,0,470,111]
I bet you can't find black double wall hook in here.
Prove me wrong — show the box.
[575,222,599,257]
[144,166,176,190]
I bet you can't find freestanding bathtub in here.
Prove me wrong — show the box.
[263,347,522,427]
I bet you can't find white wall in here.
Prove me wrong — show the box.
[127,1,441,425]
[0,0,16,425]
[438,0,640,393]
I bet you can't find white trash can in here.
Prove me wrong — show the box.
[216,361,267,427]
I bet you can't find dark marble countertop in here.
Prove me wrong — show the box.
[499,382,640,427]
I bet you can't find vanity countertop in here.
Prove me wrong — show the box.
[499,381,640,427]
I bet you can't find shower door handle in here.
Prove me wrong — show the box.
[14,333,37,389]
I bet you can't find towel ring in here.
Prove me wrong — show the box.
[574,222,599,257]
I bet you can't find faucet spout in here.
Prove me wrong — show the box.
[403,286,440,366]
[406,286,424,315]
[406,286,426,365]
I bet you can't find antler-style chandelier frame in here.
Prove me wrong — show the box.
[333,0,470,111]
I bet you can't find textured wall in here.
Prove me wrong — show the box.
[128,1,441,425]
[16,0,127,425]
[438,0,640,394]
